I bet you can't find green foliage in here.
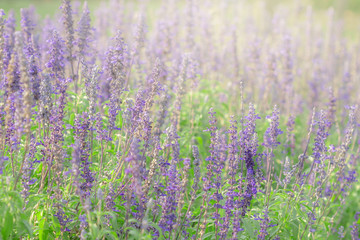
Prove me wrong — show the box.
[0,180,33,239]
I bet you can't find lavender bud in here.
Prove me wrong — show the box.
[82,63,100,117]
[20,8,35,42]
[46,30,66,84]
[0,10,5,75]
[76,2,92,58]
[263,105,283,149]
[61,0,75,62]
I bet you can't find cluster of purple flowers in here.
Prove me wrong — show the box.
[0,0,359,239]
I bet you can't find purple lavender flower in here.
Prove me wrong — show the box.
[6,49,20,94]
[313,110,329,164]
[263,105,283,149]
[257,208,270,240]
[79,214,88,237]
[3,10,16,70]
[20,8,35,42]
[0,155,8,175]
[4,51,20,153]
[154,86,170,137]
[104,31,128,134]
[174,158,191,236]
[95,112,109,142]
[104,30,128,92]
[159,163,179,235]
[125,138,145,198]
[4,93,17,153]
[127,88,146,136]
[326,87,336,127]
[76,2,92,59]
[240,168,257,216]
[350,212,360,240]
[131,14,146,57]
[73,112,94,197]
[243,104,261,141]
[307,211,317,233]
[21,138,38,205]
[285,115,295,154]
[220,117,238,238]
[71,140,82,197]
[263,105,282,182]
[228,117,238,176]
[0,10,5,77]
[25,41,40,101]
[54,205,71,232]
[171,54,190,128]
[203,108,218,193]
[105,183,117,213]
[16,31,33,136]
[82,63,100,117]
[46,30,66,84]
[61,0,75,63]
[39,73,52,123]
[203,108,225,233]
[241,103,261,169]
[338,226,345,239]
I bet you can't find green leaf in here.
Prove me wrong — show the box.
[242,218,256,239]
[196,136,203,147]
[202,232,215,239]
[52,215,62,233]
[39,217,49,240]
[18,219,32,237]
[2,210,13,239]
[69,113,76,126]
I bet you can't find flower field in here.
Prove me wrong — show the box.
[0,0,360,239]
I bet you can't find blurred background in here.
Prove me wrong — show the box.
[2,0,360,16]
[1,0,359,33]
[1,0,100,18]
